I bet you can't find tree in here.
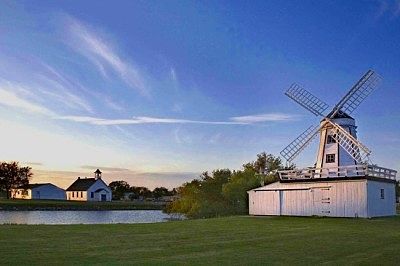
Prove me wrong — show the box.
[0,162,32,199]
[243,152,287,173]
[152,187,170,199]
[222,168,260,214]
[109,180,131,200]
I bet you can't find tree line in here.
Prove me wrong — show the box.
[108,180,177,201]
[165,152,294,218]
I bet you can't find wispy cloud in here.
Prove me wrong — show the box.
[64,15,149,97]
[58,115,245,125]
[57,113,297,126]
[37,63,94,113]
[375,0,400,19]
[0,82,54,116]
[0,83,297,127]
[395,0,400,16]
[230,113,298,123]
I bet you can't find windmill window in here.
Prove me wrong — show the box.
[380,189,385,199]
[326,154,335,163]
[327,135,336,144]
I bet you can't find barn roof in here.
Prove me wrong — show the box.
[17,183,51,189]
[66,178,97,191]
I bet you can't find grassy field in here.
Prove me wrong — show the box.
[0,198,164,210]
[1,216,400,265]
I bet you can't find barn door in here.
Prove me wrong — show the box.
[312,188,331,216]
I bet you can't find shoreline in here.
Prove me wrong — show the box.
[0,199,166,211]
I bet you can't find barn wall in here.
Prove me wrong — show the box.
[280,189,313,216]
[249,180,370,217]
[32,184,66,200]
[248,190,280,215]
[330,180,367,217]
[367,180,396,217]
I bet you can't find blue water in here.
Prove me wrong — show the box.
[0,210,182,225]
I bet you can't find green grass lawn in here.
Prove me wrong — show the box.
[1,216,400,265]
[0,198,164,210]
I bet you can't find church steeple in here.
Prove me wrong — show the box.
[94,169,102,179]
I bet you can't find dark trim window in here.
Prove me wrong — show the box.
[380,189,385,199]
[326,154,335,163]
[91,192,94,198]
[80,191,83,198]
[72,192,75,197]
[327,134,336,144]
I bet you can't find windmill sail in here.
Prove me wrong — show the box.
[330,70,381,117]
[280,125,320,162]
[325,120,371,163]
[285,83,329,116]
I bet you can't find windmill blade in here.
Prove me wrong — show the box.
[330,70,381,117]
[285,83,329,116]
[280,125,320,162]
[325,120,371,163]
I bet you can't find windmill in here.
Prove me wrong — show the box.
[279,70,382,178]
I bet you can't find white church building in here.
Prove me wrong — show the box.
[249,70,397,218]
[66,169,112,201]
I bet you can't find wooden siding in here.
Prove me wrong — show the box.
[367,180,396,217]
[248,180,374,218]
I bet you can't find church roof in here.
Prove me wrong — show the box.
[66,178,97,191]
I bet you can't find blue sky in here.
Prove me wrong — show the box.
[0,0,399,189]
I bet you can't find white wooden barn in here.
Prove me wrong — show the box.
[11,183,66,200]
[248,173,396,218]
[249,70,398,218]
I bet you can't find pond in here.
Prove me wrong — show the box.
[0,210,183,225]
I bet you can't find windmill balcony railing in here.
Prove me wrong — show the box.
[278,164,397,181]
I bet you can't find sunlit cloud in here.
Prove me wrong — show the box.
[64,15,150,97]
[80,165,131,171]
[33,168,199,190]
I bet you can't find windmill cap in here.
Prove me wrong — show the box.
[326,110,354,120]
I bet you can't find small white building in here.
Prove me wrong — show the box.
[66,169,112,201]
[11,183,66,200]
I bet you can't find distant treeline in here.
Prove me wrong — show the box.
[165,152,294,218]
[109,181,176,201]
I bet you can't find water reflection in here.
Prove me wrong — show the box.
[0,210,182,225]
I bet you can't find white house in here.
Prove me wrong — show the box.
[66,169,112,201]
[11,183,66,200]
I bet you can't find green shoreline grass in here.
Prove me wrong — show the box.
[0,199,164,211]
[1,215,399,265]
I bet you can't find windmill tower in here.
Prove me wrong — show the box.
[280,70,379,176]
[248,70,397,218]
